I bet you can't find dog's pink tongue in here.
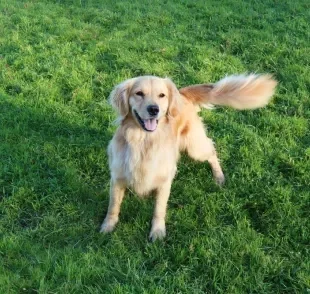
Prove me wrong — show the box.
[143,118,157,131]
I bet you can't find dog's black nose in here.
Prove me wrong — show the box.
[147,105,159,116]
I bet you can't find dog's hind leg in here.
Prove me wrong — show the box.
[206,152,225,186]
[182,119,225,186]
[100,180,125,233]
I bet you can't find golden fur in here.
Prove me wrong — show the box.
[100,74,277,241]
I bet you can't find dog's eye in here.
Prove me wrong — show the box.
[136,91,144,96]
[159,93,165,98]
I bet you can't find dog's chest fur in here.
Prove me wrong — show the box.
[109,126,178,196]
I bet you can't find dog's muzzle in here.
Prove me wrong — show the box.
[134,110,158,132]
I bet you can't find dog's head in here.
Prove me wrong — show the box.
[109,76,181,132]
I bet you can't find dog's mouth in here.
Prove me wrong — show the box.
[134,110,158,132]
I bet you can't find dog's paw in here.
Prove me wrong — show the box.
[214,172,225,186]
[100,217,118,233]
[149,220,166,242]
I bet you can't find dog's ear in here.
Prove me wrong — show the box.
[165,78,182,117]
[109,78,137,118]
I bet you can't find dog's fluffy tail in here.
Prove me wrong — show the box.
[179,74,277,110]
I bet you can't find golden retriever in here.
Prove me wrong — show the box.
[100,74,277,241]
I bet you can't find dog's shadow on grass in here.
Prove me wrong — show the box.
[0,95,127,243]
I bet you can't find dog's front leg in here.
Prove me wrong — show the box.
[100,180,125,233]
[149,181,172,242]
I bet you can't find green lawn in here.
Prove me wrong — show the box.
[0,0,309,292]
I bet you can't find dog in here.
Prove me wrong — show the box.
[100,74,277,241]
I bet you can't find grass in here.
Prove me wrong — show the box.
[0,0,309,292]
